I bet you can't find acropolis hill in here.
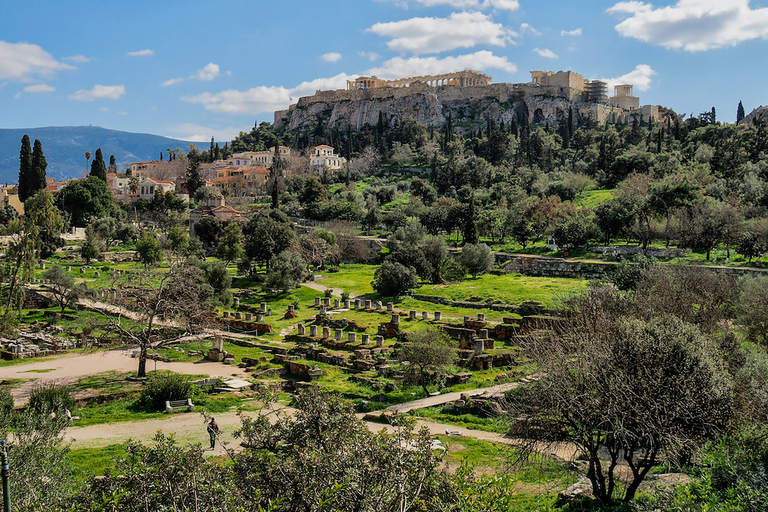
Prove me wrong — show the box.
[274,69,672,134]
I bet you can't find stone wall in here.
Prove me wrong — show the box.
[495,253,768,280]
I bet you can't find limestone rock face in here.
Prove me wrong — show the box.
[280,83,594,135]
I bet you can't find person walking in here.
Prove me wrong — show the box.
[207,417,220,449]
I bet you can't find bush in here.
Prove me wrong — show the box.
[27,383,74,414]
[371,261,419,297]
[458,243,495,278]
[140,373,192,412]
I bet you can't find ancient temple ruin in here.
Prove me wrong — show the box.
[346,70,492,90]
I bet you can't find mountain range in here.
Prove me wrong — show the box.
[0,126,205,185]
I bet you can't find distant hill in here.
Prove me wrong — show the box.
[0,126,203,185]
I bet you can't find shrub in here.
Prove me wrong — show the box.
[27,383,75,414]
[0,387,14,419]
[371,261,419,297]
[458,243,495,278]
[140,373,192,412]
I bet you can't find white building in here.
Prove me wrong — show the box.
[138,177,176,200]
[310,145,346,172]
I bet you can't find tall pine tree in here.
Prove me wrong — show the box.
[90,148,107,181]
[29,139,48,199]
[18,135,33,202]
[186,159,204,198]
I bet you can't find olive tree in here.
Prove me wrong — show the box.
[506,307,734,504]
[397,327,457,394]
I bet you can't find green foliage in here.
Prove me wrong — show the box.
[27,382,75,414]
[24,190,64,258]
[29,138,48,200]
[80,231,100,263]
[0,386,13,420]
[372,260,419,297]
[18,134,33,202]
[459,243,495,278]
[56,175,116,227]
[264,250,310,293]
[612,255,658,291]
[139,372,192,411]
[89,147,107,181]
[135,230,162,267]
[398,326,457,394]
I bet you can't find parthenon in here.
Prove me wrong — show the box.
[346,69,492,90]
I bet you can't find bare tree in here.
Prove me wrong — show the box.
[101,264,216,377]
[505,286,734,505]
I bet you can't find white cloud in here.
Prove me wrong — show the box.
[65,54,92,63]
[14,83,55,100]
[181,73,354,115]
[23,84,55,94]
[607,0,768,51]
[381,0,519,10]
[366,50,516,78]
[600,64,657,93]
[193,62,219,81]
[69,84,125,101]
[533,48,558,59]
[520,23,541,36]
[0,41,74,82]
[322,52,343,63]
[561,28,582,36]
[100,107,109,113]
[161,78,184,87]
[359,51,380,61]
[127,49,154,57]
[368,12,517,54]
[169,123,246,142]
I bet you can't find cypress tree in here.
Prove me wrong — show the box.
[210,136,215,162]
[737,101,746,124]
[108,154,117,173]
[18,135,33,201]
[90,148,107,181]
[186,159,204,198]
[29,139,48,198]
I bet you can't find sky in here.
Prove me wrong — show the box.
[2,0,768,143]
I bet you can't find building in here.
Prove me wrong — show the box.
[106,173,132,196]
[210,166,270,197]
[233,146,292,167]
[609,84,640,111]
[346,69,491,90]
[189,195,245,231]
[530,70,585,90]
[310,145,346,172]
[0,186,23,215]
[583,80,608,104]
[138,177,176,200]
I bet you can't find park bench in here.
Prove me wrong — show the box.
[165,398,195,414]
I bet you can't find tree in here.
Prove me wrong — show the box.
[737,231,763,262]
[80,229,100,263]
[264,250,310,293]
[243,209,295,269]
[186,158,205,198]
[56,176,116,227]
[89,148,107,181]
[18,135,32,202]
[28,139,48,199]
[44,265,87,312]
[103,264,215,377]
[193,216,223,249]
[108,154,117,172]
[372,260,418,297]
[737,100,746,123]
[397,327,457,394]
[135,231,162,267]
[736,274,768,347]
[85,150,91,174]
[214,223,245,266]
[421,235,449,284]
[459,243,494,278]
[24,190,64,259]
[507,312,734,504]
[232,388,451,511]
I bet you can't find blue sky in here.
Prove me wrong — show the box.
[1,0,767,142]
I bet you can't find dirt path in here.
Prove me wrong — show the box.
[385,380,535,414]
[0,349,251,406]
[301,280,360,298]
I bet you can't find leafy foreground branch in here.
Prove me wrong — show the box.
[5,388,512,512]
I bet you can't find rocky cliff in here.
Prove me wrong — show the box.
[275,82,634,135]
